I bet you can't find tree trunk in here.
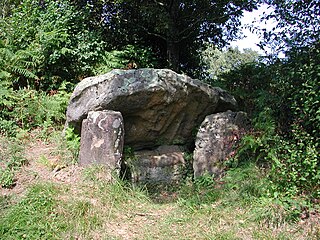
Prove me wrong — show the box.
[167,1,181,72]
[167,40,180,72]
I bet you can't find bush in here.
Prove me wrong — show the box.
[207,44,319,204]
[268,128,319,198]
[0,0,107,90]
[64,127,81,162]
[0,83,70,136]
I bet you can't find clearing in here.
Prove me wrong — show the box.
[0,132,319,239]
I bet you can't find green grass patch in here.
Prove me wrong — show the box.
[0,136,27,188]
[177,162,269,211]
[0,183,64,239]
[1,135,318,239]
[1,164,317,239]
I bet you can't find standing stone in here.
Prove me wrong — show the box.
[193,111,250,178]
[79,110,124,177]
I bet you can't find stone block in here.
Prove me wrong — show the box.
[193,111,250,178]
[79,110,124,177]
[65,68,237,149]
[124,145,186,184]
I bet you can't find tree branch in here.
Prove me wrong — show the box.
[136,23,167,41]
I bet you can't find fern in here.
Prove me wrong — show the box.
[0,42,39,86]
[11,67,38,80]
[93,50,126,75]
[93,45,157,75]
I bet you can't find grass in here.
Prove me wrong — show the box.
[0,131,319,239]
[0,136,27,188]
[0,183,63,239]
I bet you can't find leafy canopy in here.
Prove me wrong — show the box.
[74,0,261,76]
[261,0,320,54]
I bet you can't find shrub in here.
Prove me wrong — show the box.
[0,83,70,136]
[268,127,319,198]
[0,0,107,90]
[64,127,81,162]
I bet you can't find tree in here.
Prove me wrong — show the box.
[0,0,108,90]
[261,0,320,139]
[74,0,260,76]
[260,0,320,55]
[222,0,320,198]
[201,46,260,81]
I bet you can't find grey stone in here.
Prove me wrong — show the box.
[79,110,124,177]
[65,68,237,149]
[193,111,250,178]
[124,145,186,184]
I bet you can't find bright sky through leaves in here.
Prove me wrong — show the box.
[231,4,283,56]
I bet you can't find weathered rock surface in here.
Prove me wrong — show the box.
[65,68,237,149]
[79,110,124,177]
[193,111,250,178]
[123,145,186,184]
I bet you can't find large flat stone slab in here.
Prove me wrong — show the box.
[65,69,237,149]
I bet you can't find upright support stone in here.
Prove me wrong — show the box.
[193,111,250,178]
[79,110,124,177]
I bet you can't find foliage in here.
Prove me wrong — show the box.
[0,84,70,136]
[0,0,107,90]
[230,108,276,165]
[219,47,319,201]
[201,46,260,82]
[267,46,319,199]
[231,105,319,199]
[206,3,319,203]
[216,61,283,118]
[93,44,158,75]
[119,146,138,181]
[178,163,269,212]
[0,169,15,188]
[0,0,20,19]
[64,127,81,162]
[0,137,26,188]
[74,0,261,75]
[286,44,320,140]
[177,173,218,211]
[12,90,69,129]
[261,0,320,55]
[0,0,163,92]
[268,129,319,198]
[0,39,39,88]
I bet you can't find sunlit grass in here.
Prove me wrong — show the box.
[0,133,318,240]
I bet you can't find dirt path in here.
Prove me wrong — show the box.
[1,136,319,240]
[1,138,82,198]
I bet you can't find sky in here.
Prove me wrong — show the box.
[230,4,276,54]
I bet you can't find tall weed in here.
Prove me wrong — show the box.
[268,128,319,199]
[0,137,26,188]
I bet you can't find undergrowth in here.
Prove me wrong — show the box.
[0,137,26,188]
[1,158,319,239]
[0,84,70,138]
